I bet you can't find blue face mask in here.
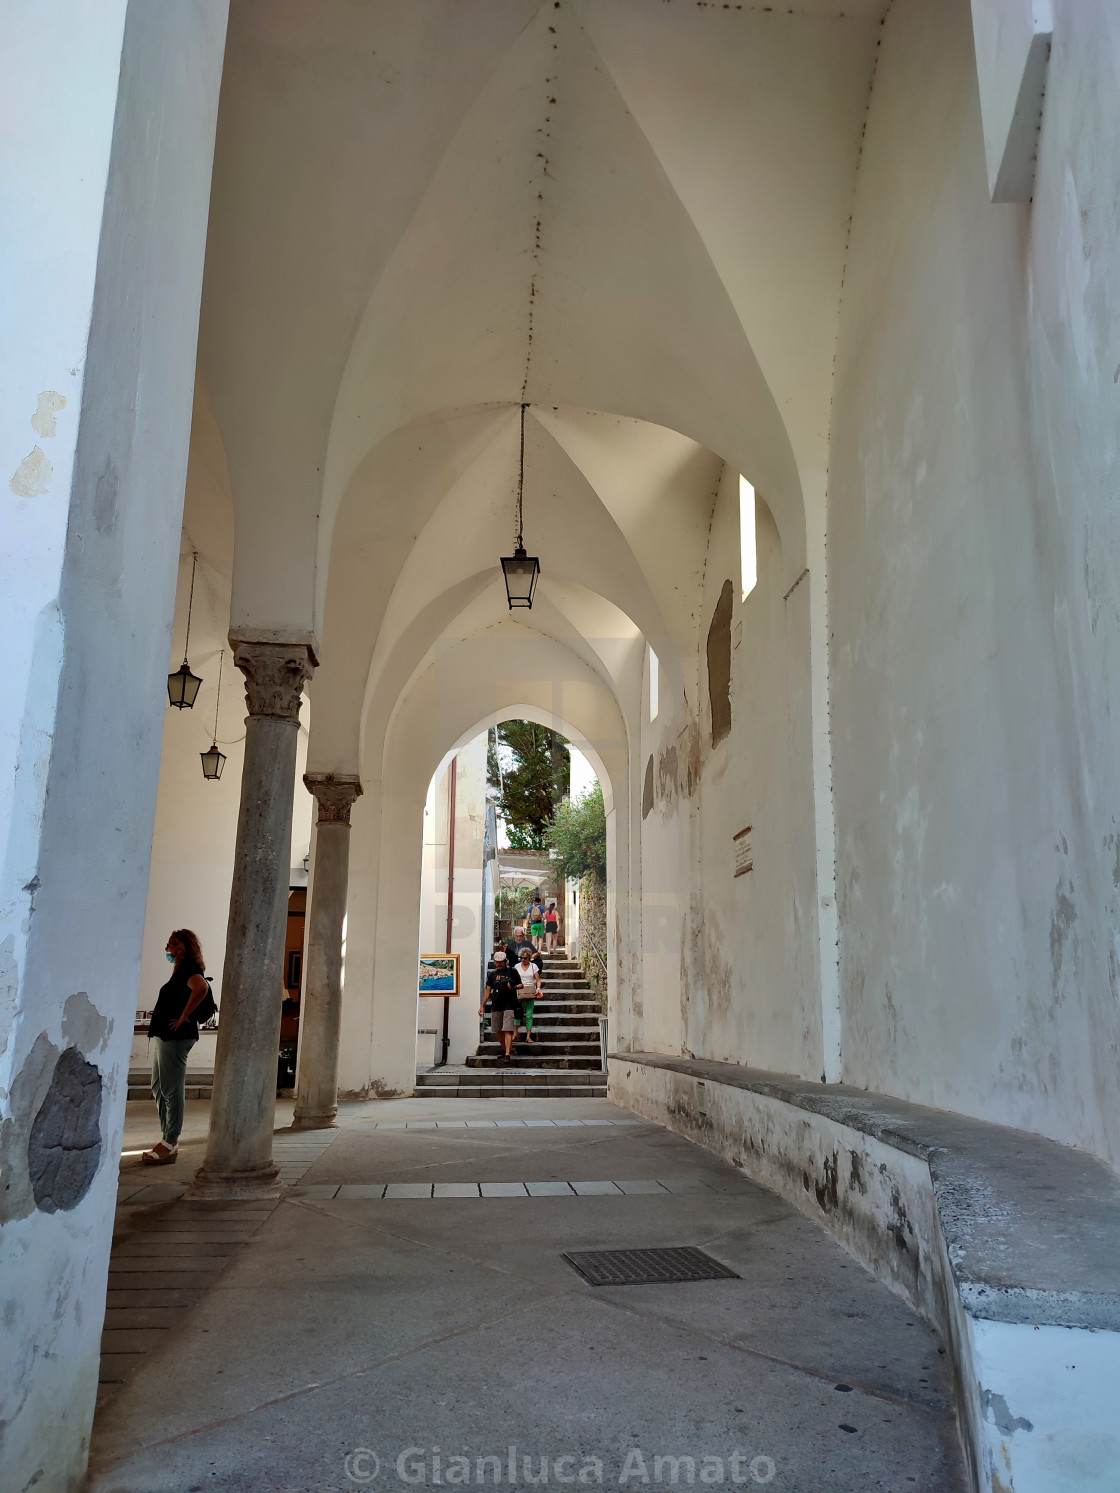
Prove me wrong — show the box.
[166,951,176,963]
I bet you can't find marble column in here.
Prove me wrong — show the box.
[292,774,363,1129]
[190,638,316,1198]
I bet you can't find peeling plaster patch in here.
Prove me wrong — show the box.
[61,991,112,1057]
[981,1389,1033,1435]
[0,1032,60,1222]
[706,580,733,747]
[642,755,655,819]
[27,1047,103,1212]
[9,446,52,498]
[31,391,66,438]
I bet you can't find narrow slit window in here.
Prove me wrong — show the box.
[740,475,757,600]
[649,646,660,723]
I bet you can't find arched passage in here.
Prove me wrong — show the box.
[337,637,631,1098]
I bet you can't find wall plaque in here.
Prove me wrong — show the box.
[733,825,753,877]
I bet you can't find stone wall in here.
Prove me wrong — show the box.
[578,872,608,1009]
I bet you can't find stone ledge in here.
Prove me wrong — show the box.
[608,1053,1120,1493]
[609,1052,1120,1331]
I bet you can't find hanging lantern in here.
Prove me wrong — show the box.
[167,552,202,708]
[200,649,227,781]
[501,547,540,608]
[167,660,202,709]
[500,403,541,610]
[200,742,226,780]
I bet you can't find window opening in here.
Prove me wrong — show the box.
[649,646,660,722]
[740,475,757,600]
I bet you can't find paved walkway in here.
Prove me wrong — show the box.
[89,1096,967,1491]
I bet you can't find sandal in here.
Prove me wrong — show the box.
[142,1142,178,1165]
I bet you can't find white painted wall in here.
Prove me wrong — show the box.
[829,0,1120,1166]
[417,735,489,1068]
[639,466,822,1077]
[0,3,227,1485]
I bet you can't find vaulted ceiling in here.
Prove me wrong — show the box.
[190,0,888,776]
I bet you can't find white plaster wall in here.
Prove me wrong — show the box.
[829,0,1120,1164]
[417,735,489,1068]
[0,3,227,1485]
[638,467,821,1077]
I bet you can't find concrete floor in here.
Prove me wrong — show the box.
[89,1096,968,1492]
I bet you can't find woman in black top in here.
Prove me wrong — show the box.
[143,928,210,1165]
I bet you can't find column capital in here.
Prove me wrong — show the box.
[232,639,316,722]
[304,772,363,825]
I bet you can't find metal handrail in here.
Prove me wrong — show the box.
[583,929,608,976]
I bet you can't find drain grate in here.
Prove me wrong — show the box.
[563,1246,739,1287]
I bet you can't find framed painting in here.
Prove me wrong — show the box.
[418,953,460,997]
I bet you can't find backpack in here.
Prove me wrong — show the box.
[193,977,218,1026]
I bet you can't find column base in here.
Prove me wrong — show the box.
[185,1162,283,1201]
[291,1108,338,1130]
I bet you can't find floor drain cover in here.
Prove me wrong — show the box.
[563,1247,739,1286]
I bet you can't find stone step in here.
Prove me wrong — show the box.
[465,1055,604,1070]
[509,1020,600,1033]
[415,1074,607,1096]
[475,1046,602,1063]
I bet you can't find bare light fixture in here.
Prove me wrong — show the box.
[167,552,203,708]
[501,402,541,609]
[200,649,227,781]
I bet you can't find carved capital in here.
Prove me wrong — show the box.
[304,773,363,825]
[233,641,315,722]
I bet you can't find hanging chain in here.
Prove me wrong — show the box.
[515,403,527,549]
[213,648,223,742]
[183,552,198,663]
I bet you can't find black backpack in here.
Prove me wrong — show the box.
[193,978,218,1026]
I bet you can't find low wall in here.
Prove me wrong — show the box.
[129,1026,218,1077]
[609,1054,1120,1493]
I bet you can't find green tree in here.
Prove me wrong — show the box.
[487,721,570,850]
[548,782,607,882]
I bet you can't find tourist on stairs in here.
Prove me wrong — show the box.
[544,902,561,953]
[528,896,546,951]
[480,950,519,1064]
[514,944,542,1045]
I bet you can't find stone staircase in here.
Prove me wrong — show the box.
[414,949,607,1098]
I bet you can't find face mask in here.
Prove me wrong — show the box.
[166,952,176,963]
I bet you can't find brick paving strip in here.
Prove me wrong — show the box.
[98,1132,337,1405]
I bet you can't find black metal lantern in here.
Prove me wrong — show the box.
[200,649,226,781]
[200,742,226,780]
[501,403,540,610]
[167,661,202,710]
[167,552,202,708]
[501,547,540,608]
